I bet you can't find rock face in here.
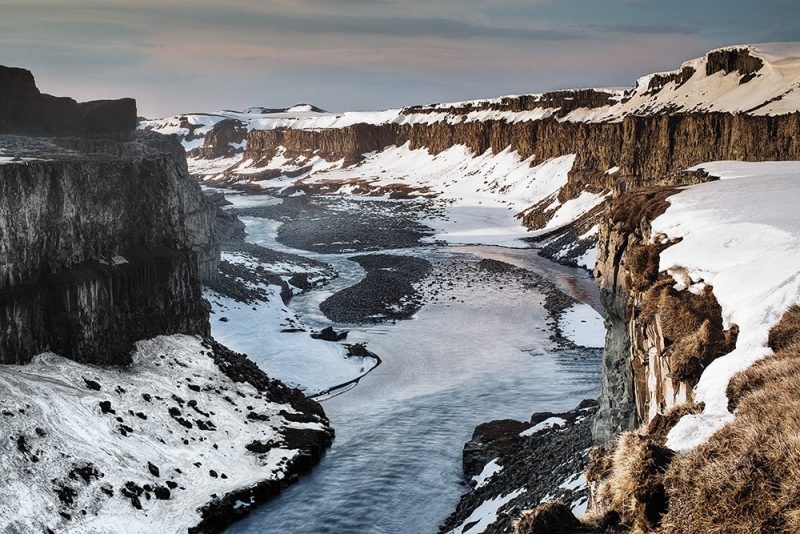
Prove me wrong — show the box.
[0,66,137,140]
[0,132,219,365]
[591,187,737,446]
[440,401,598,534]
[244,113,800,225]
[189,119,246,159]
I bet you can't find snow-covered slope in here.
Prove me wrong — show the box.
[644,161,800,451]
[0,334,332,533]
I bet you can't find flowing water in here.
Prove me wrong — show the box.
[216,191,602,534]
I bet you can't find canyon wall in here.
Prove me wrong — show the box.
[0,64,219,366]
[243,112,800,228]
[0,132,218,365]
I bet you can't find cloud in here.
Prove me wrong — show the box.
[0,0,795,116]
[602,23,698,35]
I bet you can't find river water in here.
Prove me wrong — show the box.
[216,192,602,534]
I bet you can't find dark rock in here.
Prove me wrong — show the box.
[0,65,136,140]
[82,378,101,391]
[153,486,171,500]
[189,119,246,159]
[320,254,432,323]
[147,462,160,478]
[310,326,348,342]
[99,401,115,415]
[440,401,598,534]
[0,131,219,364]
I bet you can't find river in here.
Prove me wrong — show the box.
[212,191,602,534]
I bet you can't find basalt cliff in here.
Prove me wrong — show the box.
[0,68,333,533]
[0,122,217,365]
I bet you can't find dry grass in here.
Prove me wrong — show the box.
[514,501,584,534]
[768,304,800,352]
[638,278,737,384]
[627,244,667,291]
[656,306,800,533]
[580,403,703,533]
[587,432,675,533]
[609,188,679,235]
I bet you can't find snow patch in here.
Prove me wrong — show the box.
[472,458,503,489]
[649,161,800,451]
[519,417,567,437]
[559,304,605,348]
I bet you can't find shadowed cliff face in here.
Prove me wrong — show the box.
[0,66,137,140]
[0,132,219,365]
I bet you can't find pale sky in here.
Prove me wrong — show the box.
[1,0,797,117]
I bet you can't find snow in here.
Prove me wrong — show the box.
[446,489,524,534]
[471,458,503,489]
[519,417,567,437]
[558,472,587,492]
[647,161,800,451]
[206,280,374,396]
[577,246,598,270]
[0,334,325,533]
[0,156,42,165]
[559,304,606,348]
[306,144,577,247]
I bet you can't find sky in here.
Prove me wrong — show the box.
[1,0,798,118]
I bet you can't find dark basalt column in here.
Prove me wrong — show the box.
[0,248,209,365]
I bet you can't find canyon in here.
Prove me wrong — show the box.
[2,41,800,534]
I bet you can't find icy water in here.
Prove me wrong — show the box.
[217,191,602,534]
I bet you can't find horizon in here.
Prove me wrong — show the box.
[2,0,798,118]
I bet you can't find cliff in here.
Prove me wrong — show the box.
[591,186,737,445]
[242,112,800,215]
[0,130,219,365]
[0,70,335,534]
[0,66,136,140]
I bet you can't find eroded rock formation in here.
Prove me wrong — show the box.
[0,66,136,140]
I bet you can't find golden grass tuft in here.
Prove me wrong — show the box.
[768,304,800,352]
[656,306,800,533]
[627,244,666,291]
[609,188,679,235]
[638,278,738,385]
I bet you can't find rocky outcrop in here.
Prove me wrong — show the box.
[441,401,598,534]
[705,47,763,79]
[189,119,246,159]
[591,187,737,446]
[0,131,219,365]
[404,89,618,117]
[0,66,136,140]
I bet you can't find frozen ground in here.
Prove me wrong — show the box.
[0,335,329,533]
[646,161,800,451]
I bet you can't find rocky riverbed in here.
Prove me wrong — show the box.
[200,187,604,533]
